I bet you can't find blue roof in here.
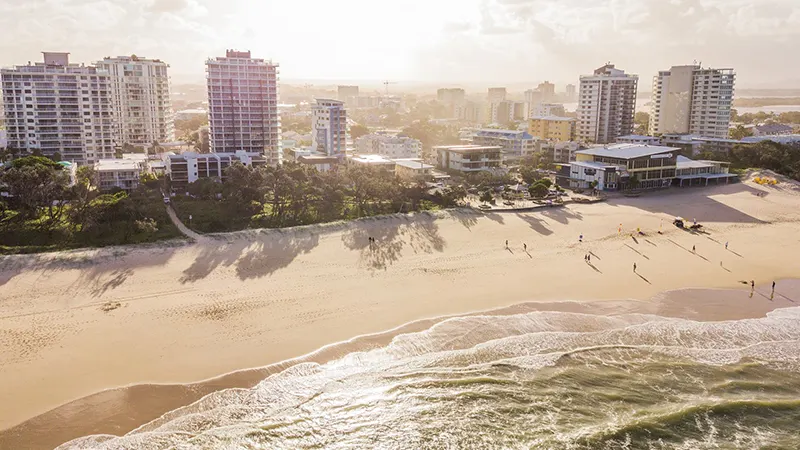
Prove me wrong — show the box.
[576,144,679,159]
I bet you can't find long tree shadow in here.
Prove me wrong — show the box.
[0,242,184,294]
[341,213,446,271]
[180,229,320,283]
[540,206,583,225]
[451,209,480,230]
[515,213,553,236]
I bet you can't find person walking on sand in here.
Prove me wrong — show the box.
[633,263,637,273]
[505,240,509,249]
[587,254,591,262]
[751,280,755,289]
[773,281,776,291]
[725,241,729,250]
[524,243,527,252]
[692,245,696,253]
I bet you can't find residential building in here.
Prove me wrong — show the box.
[529,116,576,142]
[95,154,150,192]
[556,144,679,191]
[537,81,555,102]
[487,87,506,103]
[395,159,434,181]
[566,84,576,101]
[523,89,543,119]
[0,128,6,149]
[472,129,538,164]
[297,154,338,172]
[749,123,793,136]
[490,100,514,124]
[348,154,396,171]
[175,109,207,121]
[455,102,483,123]
[542,140,581,163]
[165,150,267,191]
[741,134,800,145]
[577,64,638,144]
[434,144,503,173]
[617,134,661,145]
[355,131,421,159]
[0,52,115,165]
[312,98,347,157]
[661,133,743,155]
[206,50,280,164]
[511,102,527,121]
[95,55,174,147]
[337,85,359,103]
[437,88,465,105]
[649,65,735,138]
[532,103,566,117]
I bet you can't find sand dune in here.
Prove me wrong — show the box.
[1,179,800,448]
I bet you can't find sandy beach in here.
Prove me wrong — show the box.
[2,176,800,448]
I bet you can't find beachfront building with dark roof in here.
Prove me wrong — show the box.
[556,143,679,191]
[434,144,503,173]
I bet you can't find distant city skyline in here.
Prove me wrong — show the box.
[1,0,799,88]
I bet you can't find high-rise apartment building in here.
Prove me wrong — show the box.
[0,52,115,164]
[337,85,359,104]
[312,98,347,157]
[577,64,638,144]
[487,87,506,103]
[565,84,576,101]
[96,55,174,147]
[437,88,465,105]
[206,50,281,165]
[649,65,735,138]
[537,81,555,102]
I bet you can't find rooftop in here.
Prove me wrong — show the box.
[349,154,394,165]
[577,143,678,160]
[531,116,576,122]
[617,134,659,140]
[676,155,714,170]
[395,160,434,170]
[434,145,503,153]
[571,160,620,170]
[95,159,141,171]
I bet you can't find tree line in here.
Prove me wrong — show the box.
[173,162,468,233]
[0,156,178,253]
[697,141,800,181]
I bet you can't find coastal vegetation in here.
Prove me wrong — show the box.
[170,162,467,233]
[0,156,180,254]
[697,141,800,182]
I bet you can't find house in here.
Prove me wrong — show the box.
[394,159,434,181]
[434,145,503,173]
[95,159,143,192]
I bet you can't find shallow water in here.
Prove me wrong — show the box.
[58,307,800,449]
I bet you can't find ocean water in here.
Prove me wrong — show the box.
[58,307,800,449]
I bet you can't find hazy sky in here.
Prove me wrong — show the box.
[1,0,798,88]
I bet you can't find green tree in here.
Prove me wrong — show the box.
[479,189,494,204]
[729,125,753,140]
[187,177,222,200]
[1,156,69,225]
[349,124,370,140]
[634,111,650,135]
[628,174,640,190]
[528,182,549,199]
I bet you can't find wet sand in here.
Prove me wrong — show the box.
[1,178,800,448]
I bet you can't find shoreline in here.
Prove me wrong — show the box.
[4,281,800,450]
[1,180,799,448]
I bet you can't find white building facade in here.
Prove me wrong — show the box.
[206,50,281,165]
[649,65,735,138]
[312,98,347,157]
[0,52,115,165]
[577,64,638,144]
[355,132,421,159]
[95,55,174,147]
[471,129,539,164]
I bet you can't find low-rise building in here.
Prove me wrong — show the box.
[532,103,566,118]
[674,155,736,186]
[394,159,434,181]
[95,159,144,192]
[661,133,744,155]
[529,116,576,142]
[471,129,538,164]
[748,123,794,136]
[298,155,338,172]
[348,154,396,171]
[355,132,421,159]
[434,145,503,173]
[166,151,267,191]
[617,135,661,145]
[741,134,800,145]
[556,144,679,191]
[542,141,582,163]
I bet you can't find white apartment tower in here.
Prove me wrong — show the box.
[312,98,347,157]
[0,52,115,164]
[206,50,281,165]
[577,64,638,144]
[96,55,174,147]
[649,65,735,138]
